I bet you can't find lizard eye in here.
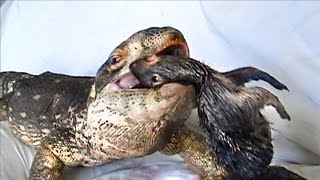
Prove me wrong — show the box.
[151,74,160,83]
[110,56,121,65]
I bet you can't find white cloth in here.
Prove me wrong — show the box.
[1,1,320,179]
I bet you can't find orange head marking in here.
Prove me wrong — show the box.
[145,55,159,65]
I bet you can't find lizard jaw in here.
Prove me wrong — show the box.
[100,44,188,94]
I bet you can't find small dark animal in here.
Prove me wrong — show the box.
[129,55,306,180]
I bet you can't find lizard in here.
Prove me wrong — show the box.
[0,26,291,180]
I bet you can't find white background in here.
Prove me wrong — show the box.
[1,1,320,179]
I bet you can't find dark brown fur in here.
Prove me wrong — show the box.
[129,55,305,180]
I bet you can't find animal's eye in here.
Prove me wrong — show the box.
[110,56,120,65]
[151,74,160,83]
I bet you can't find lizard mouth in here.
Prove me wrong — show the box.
[102,44,188,93]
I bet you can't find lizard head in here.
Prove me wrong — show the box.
[85,27,196,154]
[93,26,189,98]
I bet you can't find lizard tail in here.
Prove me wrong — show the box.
[0,71,32,121]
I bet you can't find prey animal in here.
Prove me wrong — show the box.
[0,26,296,180]
[129,55,306,179]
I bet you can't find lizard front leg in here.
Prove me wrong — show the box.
[30,145,64,180]
[160,126,225,180]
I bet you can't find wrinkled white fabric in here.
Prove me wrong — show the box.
[1,1,319,179]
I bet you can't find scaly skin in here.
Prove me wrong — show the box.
[0,27,219,180]
[0,27,292,180]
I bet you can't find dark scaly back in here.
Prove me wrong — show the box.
[130,55,305,179]
[0,71,33,121]
[2,71,95,149]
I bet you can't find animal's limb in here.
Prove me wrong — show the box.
[258,166,307,180]
[161,126,225,180]
[222,67,288,91]
[244,86,291,120]
[29,145,64,180]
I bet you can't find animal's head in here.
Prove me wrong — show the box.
[92,26,190,99]
[86,27,197,137]
[129,55,196,88]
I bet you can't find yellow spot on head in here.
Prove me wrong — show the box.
[33,94,41,100]
[20,112,27,118]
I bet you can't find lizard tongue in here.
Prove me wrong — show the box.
[116,72,140,89]
[100,72,141,94]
